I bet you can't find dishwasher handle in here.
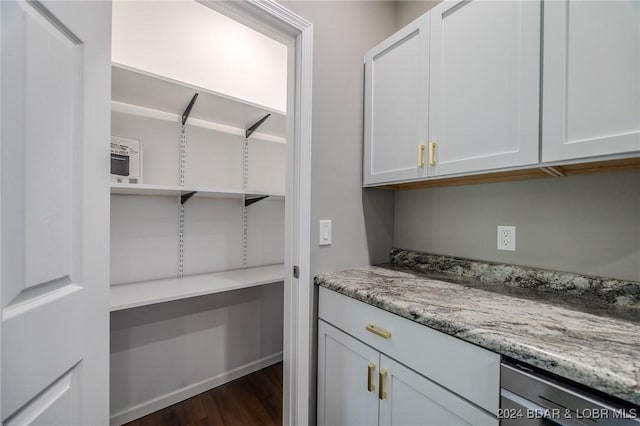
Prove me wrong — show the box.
[501,388,570,426]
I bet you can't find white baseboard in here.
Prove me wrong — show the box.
[110,352,283,426]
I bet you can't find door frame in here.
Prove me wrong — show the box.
[199,1,313,425]
[0,2,3,418]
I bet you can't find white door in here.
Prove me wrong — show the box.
[379,356,497,426]
[1,1,111,424]
[542,1,640,162]
[363,13,430,186]
[317,320,379,426]
[429,0,540,176]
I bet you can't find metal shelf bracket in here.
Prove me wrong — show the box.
[180,191,197,205]
[244,195,269,207]
[245,114,271,139]
[181,93,199,125]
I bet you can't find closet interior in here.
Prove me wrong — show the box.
[108,3,287,423]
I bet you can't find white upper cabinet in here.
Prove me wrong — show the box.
[429,0,540,176]
[542,1,640,162]
[364,14,430,186]
[364,0,640,187]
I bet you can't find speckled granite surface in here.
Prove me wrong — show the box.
[315,264,640,406]
[391,249,640,308]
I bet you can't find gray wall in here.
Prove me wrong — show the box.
[396,1,440,28]
[395,171,640,282]
[279,1,397,277]
[392,1,639,283]
[276,2,397,424]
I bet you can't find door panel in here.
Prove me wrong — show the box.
[4,367,79,426]
[379,355,497,426]
[22,0,78,289]
[2,288,84,418]
[429,0,540,176]
[317,320,379,426]
[1,0,111,423]
[542,1,640,161]
[364,14,429,185]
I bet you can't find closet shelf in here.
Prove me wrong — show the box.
[111,183,285,199]
[112,63,286,139]
[110,264,285,311]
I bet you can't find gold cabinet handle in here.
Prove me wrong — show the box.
[367,362,376,392]
[428,141,436,166]
[417,144,425,167]
[379,369,388,400]
[366,324,391,339]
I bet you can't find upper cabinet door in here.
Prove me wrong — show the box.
[542,1,640,162]
[363,14,430,186]
[429,0,540,176]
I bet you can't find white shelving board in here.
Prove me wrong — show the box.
[110,263,285,311]
[111,183,284,199]
[112,63,286,140]
[111,183,243,198]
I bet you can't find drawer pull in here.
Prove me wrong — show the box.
[366,324,391,339]
[367,362,376,392]
[428,141,437,166]
[379,369,388,400]
[417,144,425,167]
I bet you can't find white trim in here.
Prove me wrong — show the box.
[0,2,3,419]
[292,22,313,426]
[201,2,313,425]
[109,352,284,426]
[111,101,287,144]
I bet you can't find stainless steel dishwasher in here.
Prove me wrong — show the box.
[500,362,640,425]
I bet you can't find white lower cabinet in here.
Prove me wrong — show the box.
[379,355,496,426]
[317,320,379,426]
[317,288,500,426]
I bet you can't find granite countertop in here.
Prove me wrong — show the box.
[315,251,640,406]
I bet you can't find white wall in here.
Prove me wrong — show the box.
[110,283,284,425]
[112,0,287,112]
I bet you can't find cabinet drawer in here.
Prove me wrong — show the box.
[318,287,500,413]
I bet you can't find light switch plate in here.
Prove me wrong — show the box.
[319,220,332,246]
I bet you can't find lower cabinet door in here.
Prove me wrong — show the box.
[379,355,498,426]
[318,320,379,426]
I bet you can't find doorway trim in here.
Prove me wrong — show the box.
[200,1,313,425]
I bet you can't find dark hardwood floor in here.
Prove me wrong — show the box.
[124,363,283,426]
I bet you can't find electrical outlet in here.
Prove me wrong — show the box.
[497,226,516,251]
